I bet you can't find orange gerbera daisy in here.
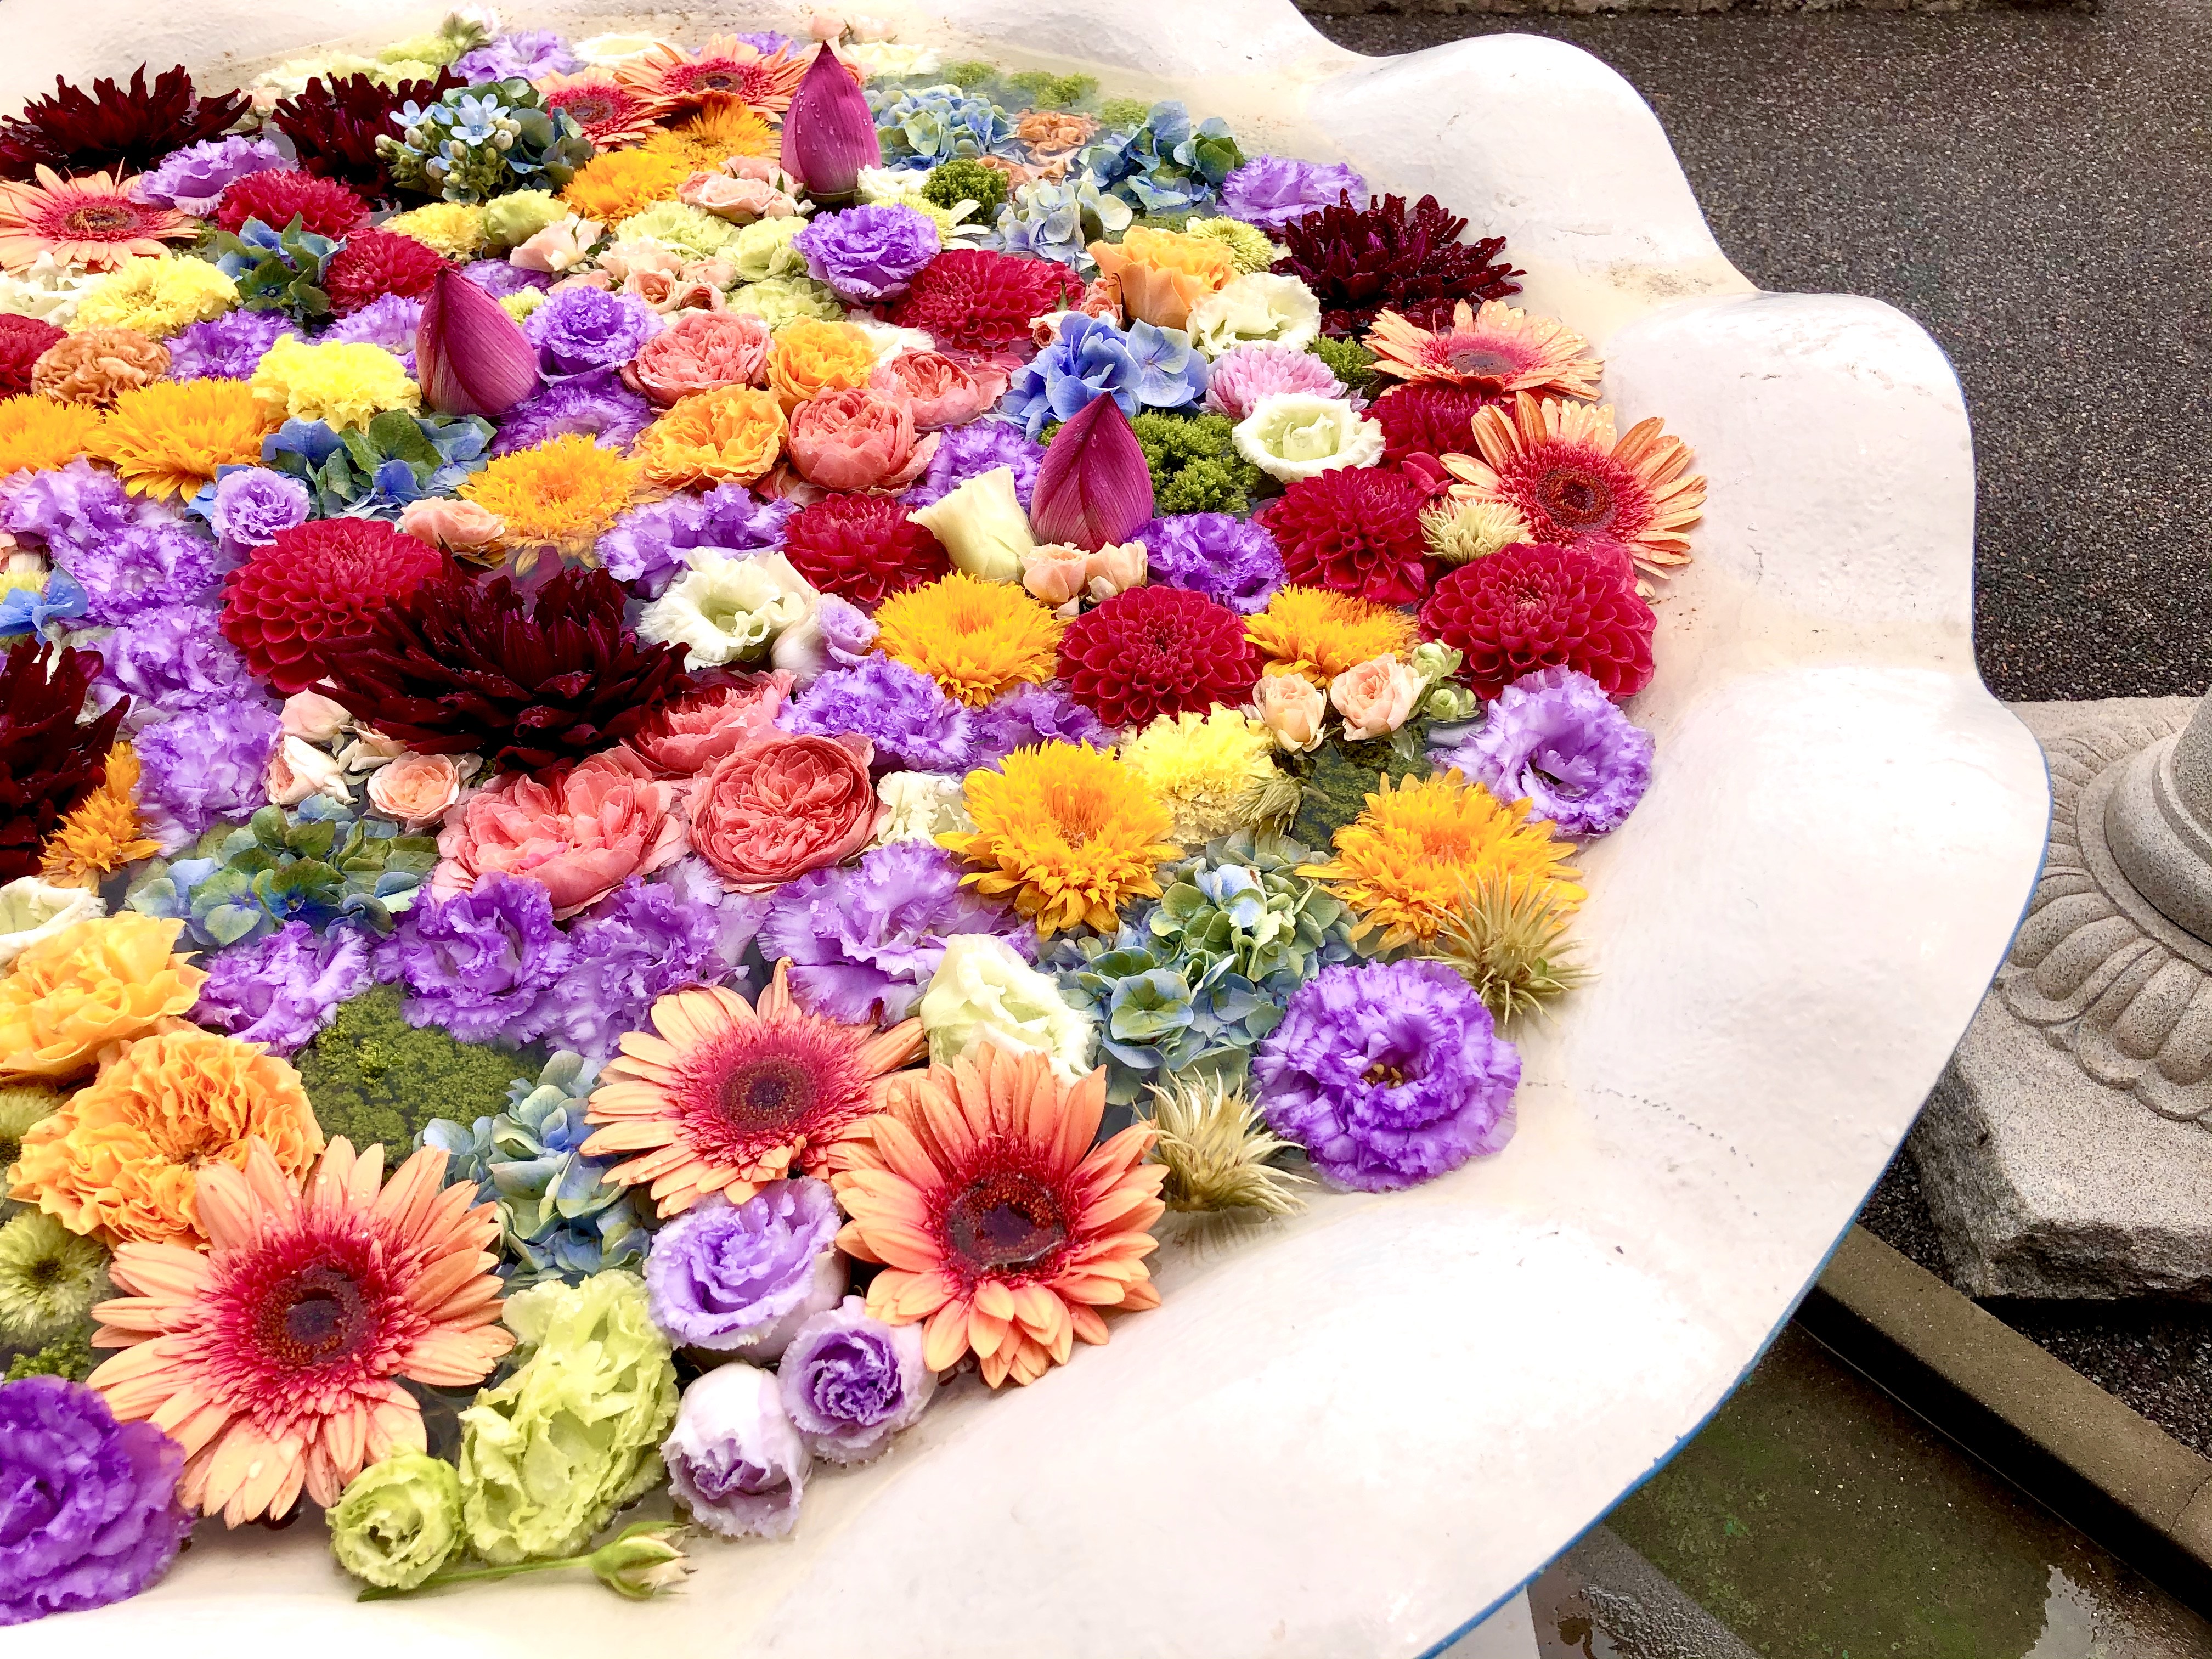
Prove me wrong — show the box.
[618,37,808,120]
[1367,301,1602,400]
[537,69,662,149]
[834,1044,1165,1389]
[88,1138,513,1525]
[583,962,927,1217]
[1442,392,1706,578]
[0,168,194,274]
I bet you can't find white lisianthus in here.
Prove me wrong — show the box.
[919,935,1096,1083]
[637,550,822,668]
[871,772,974,848]
[1184,272,1323,359]
[907,466,1036,583]
[1232,393,1386,483]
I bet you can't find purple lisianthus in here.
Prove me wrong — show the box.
[1135,512,1284,615]
[0,1377,192,1627]
[1219,155,1367,231]
[463,258,552,300]
[94,605,264,727]
[903,417,1043,511]
[662,1364,807,1541]
[1433,667,1654,838]
[731,30,791,54]
[524,285,663,377]
[759,841,1030,1025]
[644,1179,845,1357]
[452,29,584,81]
[1203,341,1350,421]
[164,309,298,382]
[190,921,374,1055]
[816,594,877,667]
[597,480,794,595]
[1002,315,1204,441]
[778,1295,935,1465]
[488,367,656,459]
[0,460,161,559]
[374,872,575,1045]
[793,204,939,303]
[135,698,280,850]
[967,681,1113,767]
[324,295,421,377]
[785,656,974,773]
[62,522,221,626]
[204,466,310,552]
[131,135,291,216]
[1254,958,1520,1192]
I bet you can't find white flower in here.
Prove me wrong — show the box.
[846,41,942,77]
[0,254,99,326]
[846,317,936,363]
[0,878,101,972]
[871,772,974,847]
[662,1365,808,1540]
[906,466,1034,583]
[266,736,354,809]
[1185,273,1323,359]
[637,550,822,669]
[919,935,1096,1084]
[1232,393,1386,483]
[510,216,603,275]
[571,32,667,65]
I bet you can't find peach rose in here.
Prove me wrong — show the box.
[1329,653,1425,741]
[687,732,879,892]
[1086,227,1234,330]
[1016,111,1098,155]
[266,736,352,808]
[399,496,506,557]
[682,170,804,223]
[510,216,603,274]
[1083,539,1146,602]
[280,691,352,744]
[435,745,686,917]
[631,673,795,776]
[366,752,464,828]
[1253,670,1327,753]
[622,268,724,315]
[623,310,772,406]
[596,239,684,284]
[1020,544,1089,608]
[786,385,938,492]
[868,349,1007,430]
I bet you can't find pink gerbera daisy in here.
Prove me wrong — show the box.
[617,37,808,120]
[1367,301,1602,400]
[537,70,662,150]
[0,167,193,274]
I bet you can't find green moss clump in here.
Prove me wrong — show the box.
[1285,723,1435,851]
[1131,411,1266,516]
[1308,334,1378,396]
[1098,96,1150,131]
[1128,211,1194,235]
[1006,70,1097,110]
[295,985,531,1155]
[5,1328,93,1383]
[921,158,1009,215]
[936,59,1000,89]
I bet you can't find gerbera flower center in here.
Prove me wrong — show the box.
[61,204,137,236]
[720,1054,817,1131]
[1447,346,1518,379]
[564,92,619,123]
[255,1262,372,1367]
[685,63,766,100]
[1538,464,1615,531]
[944,1169,1069,1274]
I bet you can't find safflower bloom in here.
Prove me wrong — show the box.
[0,168,194,274]
[563,149,695,222]
[582,964,928,1216]
[1245,584,1418,685]
[71,254,239,339]
[633,385,786,488]
[249,334,420,430]
[459,433,642,553]
[99,378,273,498]
[875,572,1064,707]
[10,1027,323,1248]
[1299,770,1584,949]
[939,742,1179,936]
[0,913,204,1081]
[1368,301,1602,400]
[1086,226,1235,330]
[87,1137,514,1525]
[765,318,878,410]
[40,743,158,887]
[0,393,103,477]
[833,1043,1165,1389]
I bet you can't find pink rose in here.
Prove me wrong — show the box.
[786,386,938,493]
[726,155,783,185]
[631,674,795,776]
[868,351,1007,430]
[1253,671,1327,752]
[280,690,352,743]
[597,240,684,283]
[399,496,505,555]
[366,752,464,828]
[510,217,602,274]
[1020,544,1088,608]
[623,310,773,406]
[622,268,724,315]
[1329,653,1425,741]
[435,745,687,917]
[687,732,880,892]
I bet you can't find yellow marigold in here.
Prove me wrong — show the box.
[98,378,273,499]
[0,394,102,478]
[1087,226,1235,330]
[1245,585,1419,686]
[1120,709,1286,844]
[9,1028,323,1247]
[41,744,158,887]
[562,149,695,222]
[633,386,786,489]
[940,743,1180,936]
[381,201,489,260]
[460,433,643,553]
[1299,770,1584,950]
[249,334,419,430]
[641,96,779,172]
[765,319,876,411]
[0,913,206,1081]
[69,254,238,339]
[875,572,1063,707]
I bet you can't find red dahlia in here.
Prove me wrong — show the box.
[0,315,66,397]
[780,494,949,608]
[1259,467,1434,608]
[213,171,371,240]
[1372,384,1497,467]
[1418,541,1655,701]
[221,520,445,695]
[0,65,249,182]
[268,72,464,200]
[888,250,1085,354]
[1057,585,1259,730]
[1271,193,1522,338]
[0,641,127,879]
[323,228,447,317]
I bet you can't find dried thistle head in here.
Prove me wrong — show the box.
[1421,874,1591,1025]
[1142,1076,1310,1217]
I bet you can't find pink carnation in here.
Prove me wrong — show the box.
[630,673,794,776]
[786,386,938,493]
[624,310,774,406]
[433,745,686,918]
[1203,342,1356,421]
[868,350,1007,430]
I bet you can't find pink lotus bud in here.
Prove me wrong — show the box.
[781,45,880,199]
[1030,396,1155,552]
[417,266,540,416]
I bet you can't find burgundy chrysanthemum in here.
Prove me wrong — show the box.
[1258,467,1435,608]
[1372,383,1498,467]
[780,494,949,609]
[1057,585,1259,730]
[1418,540,1655,701]
[319,565,702,772]
[323,227,447,317]
[888,250,1085,354]
[212,170,371,240]
[267,72,464,200]
[1271,193,1522,338]
[0,65,250,182]
[0,315,66,398]
[221,519,445,696]
[0,641,127,879]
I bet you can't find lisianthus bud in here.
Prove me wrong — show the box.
[417,266,540,416]
[1030,395,1154,552]
[781,46,881,198]
[588,1522,692,1600]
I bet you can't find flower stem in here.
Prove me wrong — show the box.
[356,1553,582,1602]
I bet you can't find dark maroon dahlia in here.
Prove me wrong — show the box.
[1057,585,1259,730]
[1271,193,1523,338]
[0,642,128,880]
[1372,384,1498,468]
[267,72,465,200]
[0,65,250,183]
[1259,467,1435,608]
[780,495,949,609]
[1418,541,1655,702]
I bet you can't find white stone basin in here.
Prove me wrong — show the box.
[4,3,2051,1654]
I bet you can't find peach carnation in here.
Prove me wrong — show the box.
[623,309,772,406]
[31,328,168,407]
[434,745,686,919]
[687,732,880,892]
[0,913,205,1081]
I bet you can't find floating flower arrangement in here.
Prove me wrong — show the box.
[0,9,1702,1623]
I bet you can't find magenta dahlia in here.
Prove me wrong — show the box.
[1372,384,1497,467]
[1271,193,1522,338]
[780,494,949,608]
[0,314,65,397]
[221,519,445,695]
[1057,585,1259,730]
[1418,541,1655,701]
[323,227,446,317]
[1259,467,1435,608]
[213,170,370,240]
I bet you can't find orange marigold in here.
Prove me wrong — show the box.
[633,385,787,489]
[99,377,273,499]
[0,394,103,478]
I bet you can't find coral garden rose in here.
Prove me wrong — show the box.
[435,745,686,918]
[1253,669,1329,752]
[868,350,1007,430]
[1329,652,1425,740]
[398,496,506,557]
[366,752,465,828]
[631,673,795,777]
[623,310,772,406]
[687,732,881,892]
[786,386,936,493]
[1086,227,1235,331]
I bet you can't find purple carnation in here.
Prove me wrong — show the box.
[967,681,1113,767]
[94,605,263,727]
[488,367,656,458]
[452,29,584,81]
[374,872,575,1045]
[0,1376,191,1627]
[463,258,552,300]
[903,417,1043,511]
[596,481,794,596]
[1254,958,1520,1192]
[785,656,974,773]
[135,698,280,850]
[1219,155,1367,231]
[778,1295,935,1465]
[164,309,298,382]
[204,466,311,552]
[1432,666,1654,838]
[190,921,374,1054]
[61,521,220,625]
[323,295,421,377]
[1135,512,1284,614]
[1203,341,1349,421]
[132,136,291,215]
[644,1179,845,1357]
[793,204,938,303]
[758,841,1030,1025]
[524,285,662,377]
[817,594,877,667]
[731,30,791,53]
[0,460,162,560]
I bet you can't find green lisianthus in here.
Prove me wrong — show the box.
[329,1453,465,1590]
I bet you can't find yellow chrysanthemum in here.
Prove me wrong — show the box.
[562,149,695,222]
[381,202,489,260]
[0,396,102,479]
[41,744,158,888]
[940,743,1180,936]
[249,335,419,431]
[0,913,206,1082]
[98,378,273,499]
[1299,770,1584,950]
[632,386,786,490]
[1245,585,1419,686]
[765,318,876,410]
[460,435,642,553]
[875,572,1064,707]
[69,254,237,340]
[641,97,779,173]
[1120,709,1286,844]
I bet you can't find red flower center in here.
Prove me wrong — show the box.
[944,1169,1069,1276]
[681,61,768,100]
[59,202,137,238]
[254,1262,374,1368]
[1538,464,1615,532]
[720,1053,817,1131]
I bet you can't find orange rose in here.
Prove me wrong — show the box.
[686,732,880,892]
[435,744,686,917]
[634,385,787,488]
[1086,227,1235,330]
[631,674,794,776]
[869,349,1007,429]
[624,310,772,406]
[766,318,877,411]
[787,385,936,492]
[366,752,465,828]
